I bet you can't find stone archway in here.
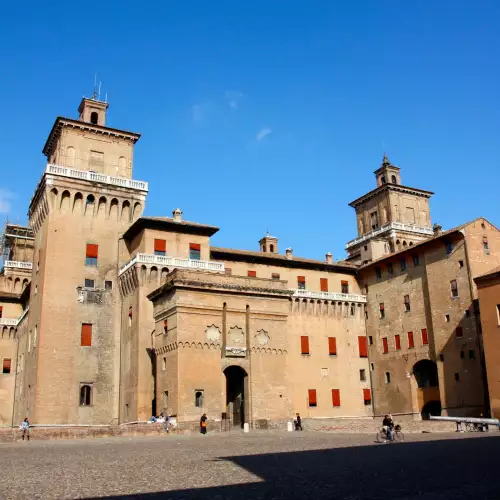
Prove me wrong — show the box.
[413,360,441,419]
[224,365,248,428]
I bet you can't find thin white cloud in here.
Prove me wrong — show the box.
[225,90,244,109]
[0,190,14,214]
[256,127,272,141]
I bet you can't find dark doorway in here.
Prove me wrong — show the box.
[224,366,247,428]
[413,360,439,388]
[421,400,442,419]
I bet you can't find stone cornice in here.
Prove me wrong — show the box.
[349,183,434,208]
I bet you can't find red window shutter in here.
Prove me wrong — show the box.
[328,337,337,355]
[248,270,256,277]
[3,359,11,372]
[81,324,92,347]
[154,239,166,252]
[379,303,385,311]
[298,276,306,283]
[128,306,133,318]
[0,306,2,318]
[408,331,415,348]
[331,389,341,407]
[395,334,401,351]
[86,244,98,258]
[320,278,328,292]
[308,389,317,405]
[421,328,429,345]
[189,243,201,251]
[163,320,168,333]
[483,236,488,243]
[382,337,388,353]
[363,388,371,402]
[358,336,368,357]
[301,336,310,354]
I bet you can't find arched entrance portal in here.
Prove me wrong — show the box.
[413,360,441,419]
[224,366,247,428]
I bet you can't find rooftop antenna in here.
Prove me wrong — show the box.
[98,81,102,101]
[92,74,97,100]
[105,92,108,103]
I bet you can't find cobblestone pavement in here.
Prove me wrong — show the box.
[0,430,498,499]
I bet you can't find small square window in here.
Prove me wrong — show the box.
[450,280,459,298]
[248,270,257,278]
[404,295,411,312]
[445,314,450,323]
[189,243,201,260]
[341,280,349,294]
[84,279,95,288]
[368,335,373,345]
[460,350,465,359]
[2,359,11,374]
[385,372,391,384]
[297,276,306,289]
[455,326,463,338]
[105,280,113,290]
[359,369,366,381]
[469,349,475,360]
[454,373,460,382]
[162,357,166,371]
[85,244,98,266]
[370,362,375,371]
[272,273,281,280]
[459,260,464,268]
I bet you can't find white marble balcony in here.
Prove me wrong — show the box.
[0,318,19,327]
[45,164,149,192]
[119,253,225,276]
[346,222,434,250]
[4,261,33,270]
[292,289,367,303]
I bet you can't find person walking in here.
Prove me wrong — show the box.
[200,413,208,434]
[20,418,30,441]
[294,413,303,431]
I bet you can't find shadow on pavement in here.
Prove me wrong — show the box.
[87,435,500,500]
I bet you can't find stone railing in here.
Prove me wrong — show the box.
[4,261,33,270]
[292,289,367,303]
[45,164,148,192]
[0,307,29,328]
[346,222,434,249]
[119,253,225,276]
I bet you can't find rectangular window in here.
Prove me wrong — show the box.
[81,323,92,347]
[297,276,306,290]
[395,334,401,351]
[413,254,420,267]
[272,273,281,280]
[163,320,168,334]
[497,305,500,325]
[370,362,375,371]
[483,236,489,252]
[404,294,411,312]
[421,328,429,345]
[84,279,95,288]
[400,259,406,271]
[408,331,415,349]
[308,389,317,407]
[79,384,93,406]
[154,239,166,256]
[375,268,382,280]
[0,306,2,318]
[320,278,328,292]
[368,335,373,345]
[341,280,349,294]
[331,389,341,407]
[379,303,385,319]
[328,337,337,356]
[445,241,453,254]
[382,337,388,354]
[370,211,379,230]
[454,373,460,382]
[189,243,201,260]
[469,349,475,360]
[225,268,232,276]
[385,372,391,384]
[455,326,463,338]
[445,314,450,323]
[162,357,166,371]
[300,336,310,355]
[104,280,113,290]
[363,388,372,405]
[85,243,98,266]
[248,270,257,277]
[459,260,464,268]
[358,336,368,358]
[2,359,11,374]
[460,350,465,359]
[450,280,459,298]
[359,369,366,381]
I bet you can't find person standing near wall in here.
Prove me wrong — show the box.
[200,413,208,434]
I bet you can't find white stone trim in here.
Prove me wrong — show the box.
[292,289,367,303]
[4,261,33,270]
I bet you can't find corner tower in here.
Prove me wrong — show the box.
[345,155,434,264]
[14,94,148,425]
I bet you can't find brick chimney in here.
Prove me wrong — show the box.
[325,252,333,264]
[433,223,442,235]
[173,208,183,222]
[285,247,293,260]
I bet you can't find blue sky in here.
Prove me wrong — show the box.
[1,1,499,260]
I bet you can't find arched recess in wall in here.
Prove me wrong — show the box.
[391,175,397,184]
[6,277,13,292]
[140,265,147,285]
[133,202,142,221]
[22,279,29,290]
[150,266,158,283]
[85,195,95,217]
[49,188,58,210]
[109,198,119,221]
[60,190,71,213]
[97,197,107,219]
[118,156,127,176]
[73,192,83,214]
[14,278,21,293]
[66,146,75,167]
[161,267,169,282]
[121,200,131,222]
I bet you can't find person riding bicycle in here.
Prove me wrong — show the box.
[382,414,394,441]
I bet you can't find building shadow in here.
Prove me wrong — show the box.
[84,435,500,499]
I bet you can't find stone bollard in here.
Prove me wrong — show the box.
[243,423,249,433]
[287,421,293,432]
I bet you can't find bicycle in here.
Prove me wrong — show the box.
[376,424,404,443]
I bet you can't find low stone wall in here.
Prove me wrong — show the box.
[0,418,464,442]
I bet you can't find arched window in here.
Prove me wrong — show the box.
[381,176,386,184]
[86,195,95,206]
[90,112,98,125]
[391,175,397,184]
[80,385,92,406]
[195,390,204,407]
[270,244,274,253]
